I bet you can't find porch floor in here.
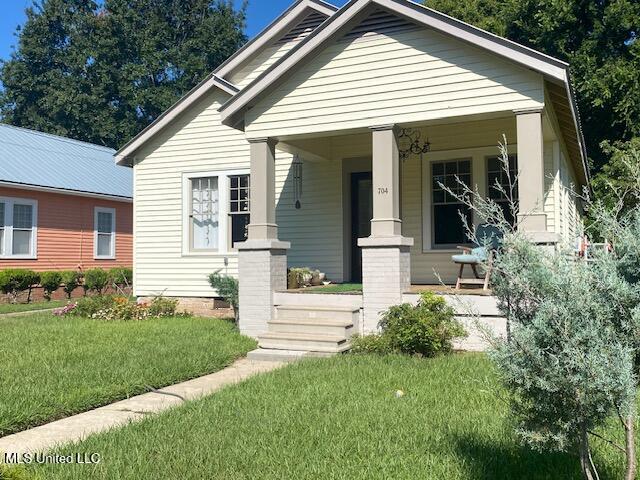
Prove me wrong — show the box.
[283,284,492,296]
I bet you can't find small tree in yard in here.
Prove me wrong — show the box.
[443,139,640,480]
[40,271,62,301]
[60,270,82,299]
[0,269,40,303]
[208,271,239,323]
[83,268,109,295]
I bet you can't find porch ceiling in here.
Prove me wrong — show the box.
[276,114,518,163]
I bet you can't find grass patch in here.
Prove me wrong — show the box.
[0,313,256,436]
[0,300,67,315]
[304,283,362,294]
[28,354,636,479]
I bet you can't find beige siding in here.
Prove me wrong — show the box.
[275,152,344,282]
[543,141,556,233]
[228,43,298,88]
[245,25,544,138]
[133,90,252,297]
[557,150,582,244]
[134,100,575,294]
[133,90,345,296]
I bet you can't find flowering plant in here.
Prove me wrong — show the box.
[90,296,184,321]
[53,303,77,316]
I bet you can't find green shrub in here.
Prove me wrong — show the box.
[351,292,466,357]
[109,267,133,288]
[84,268,109,294]
[40,271,62,301]
[73,295,117,317]
[208,270,239,322]
[147,296,179,317]
[60,270,82,299]
[350,333,392,354]
[0,269,40,303]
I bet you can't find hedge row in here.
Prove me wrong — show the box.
[0,267,133,302]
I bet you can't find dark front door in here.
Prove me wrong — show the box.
[350,172,373,282]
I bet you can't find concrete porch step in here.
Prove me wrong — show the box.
[258,332,351,353]
[268,318,354,336]
[275,305,359,323]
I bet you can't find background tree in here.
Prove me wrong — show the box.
[0,0,246,149]
[425,0,640,175]
[591,139,640,215]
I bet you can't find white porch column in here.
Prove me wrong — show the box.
[358,125,413,332]
[238,137,289,338]
[515,108,547,233]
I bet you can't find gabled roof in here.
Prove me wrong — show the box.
[220,0,571,127]
[217,0,588,185]
[0,124,131,200]
[115,0,337,165]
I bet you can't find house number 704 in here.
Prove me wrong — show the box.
[378,187,389,194]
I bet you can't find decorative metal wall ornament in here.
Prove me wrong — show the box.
[293,154,303,209]
[397,127,431,161]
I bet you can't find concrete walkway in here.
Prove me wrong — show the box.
[0,358,283,456]
[0,308,56,318]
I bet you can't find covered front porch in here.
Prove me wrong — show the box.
[273,113,557,288]
[238,110,553,339]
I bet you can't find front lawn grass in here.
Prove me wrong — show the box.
[29,354,635,479]
[0,313,255,436]
[305,283,363,294]
[0,300,67,315]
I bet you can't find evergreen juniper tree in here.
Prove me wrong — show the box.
[440,141,640,479]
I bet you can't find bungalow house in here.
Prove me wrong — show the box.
[115,0,588,354]
[0,124,132,272]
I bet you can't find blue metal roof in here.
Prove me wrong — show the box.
[0,124,131,199]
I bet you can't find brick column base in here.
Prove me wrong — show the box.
[358,236,413,332]
[238,239,290,338]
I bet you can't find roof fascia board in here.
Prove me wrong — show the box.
[219,0,570,126]
[0,181,133,203]
[381,0,567,79]
[215,0,337,79]
[115,75,237,162]
[564,74,591,186]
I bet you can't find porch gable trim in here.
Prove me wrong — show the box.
[219,0,570,129]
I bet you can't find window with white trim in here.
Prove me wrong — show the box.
[94,207,116,259]
[431,159,472,247]
[190,177,219,251]
[228,174,250,249]
[183,170,250,254]
[0,197,37,258]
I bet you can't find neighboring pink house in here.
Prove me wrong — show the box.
[0,124,132,271]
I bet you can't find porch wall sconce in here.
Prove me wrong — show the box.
[293,154,303,209]
[398,127,431,162]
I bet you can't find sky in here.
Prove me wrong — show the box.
[0,0,350,63]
